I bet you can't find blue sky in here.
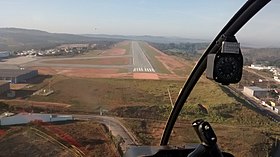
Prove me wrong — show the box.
[0,0,279,47]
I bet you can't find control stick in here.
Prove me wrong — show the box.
[187,119,223,157]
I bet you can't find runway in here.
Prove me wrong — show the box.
[131,41,155,73]
[0,41,157,74]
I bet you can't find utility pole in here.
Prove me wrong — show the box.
[167,88,174,108]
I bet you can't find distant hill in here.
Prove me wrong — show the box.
[0,28,119,51]
[83,34,207,44]
[0,28,207,51]
[242,48,280,66]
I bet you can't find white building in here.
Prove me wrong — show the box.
[243,86,270,98]
[248,64,273,70]
[0,113,73,126]
[274,76,280,82]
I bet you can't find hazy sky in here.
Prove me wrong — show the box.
[0,0,279,46]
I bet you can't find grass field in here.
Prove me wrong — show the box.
[25,75,278,125]
[2,74,279,157]
[29,76,183,112]
[122,118,280,157]
[27,75,239,114]
[118,41,131,56]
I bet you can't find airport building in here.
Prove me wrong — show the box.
[0,69,38,83]
[243,86,270,98]
[0,81,10,95]
[0,113,73,126]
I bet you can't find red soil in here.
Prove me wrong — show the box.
[36,67,132,79]
[101,48,126,56]
[133,73,159,80]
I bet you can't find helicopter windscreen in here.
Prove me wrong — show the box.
[0,0,279,157]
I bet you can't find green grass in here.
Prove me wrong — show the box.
[21,74,277,126]
[29,76,180,112]
[138,42,171,74]
[119,42,131,55]
[27,75,237,114]
[122,118,280,157]
[25,75,268,125]
[9,72,280,157]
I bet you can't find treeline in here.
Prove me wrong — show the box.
[149,42,208,59]
[93,40,120,50]
[243,48,280,67]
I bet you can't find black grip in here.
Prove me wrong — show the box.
[189,120,224,157]
[192,120,217,146]
[199,121,217,146]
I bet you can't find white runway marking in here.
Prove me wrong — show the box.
[133,67,156,73]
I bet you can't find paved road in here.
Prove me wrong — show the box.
[131,41,155,73]
[73,115,138,152]
[0,56,37,65]
[0,64,19,69]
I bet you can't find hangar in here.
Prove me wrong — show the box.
[0,69,38,83]
[243,86,270,98]
[0,81,10,95]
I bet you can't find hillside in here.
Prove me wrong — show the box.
[242,48,280,66]
[84,34,207,43]
[148,42,279,66]
[0,28,207,51]
[0,28,119,51]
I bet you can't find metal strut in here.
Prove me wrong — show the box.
[160,0,271,145]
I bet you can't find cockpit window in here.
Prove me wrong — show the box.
[0,1,279,157]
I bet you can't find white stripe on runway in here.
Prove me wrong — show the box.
[133,67,156,73]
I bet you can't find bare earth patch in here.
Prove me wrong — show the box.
[158,74,185,80]
[36,67,132,79]
[145,44,192,79]
[101,48,126,56]
[156,55,187,71]
[0,122,119,157]
[133,73,159,80]
[35,67,58,75]
[62,68,132,79]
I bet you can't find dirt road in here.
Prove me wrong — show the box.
[73,115,139,152]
